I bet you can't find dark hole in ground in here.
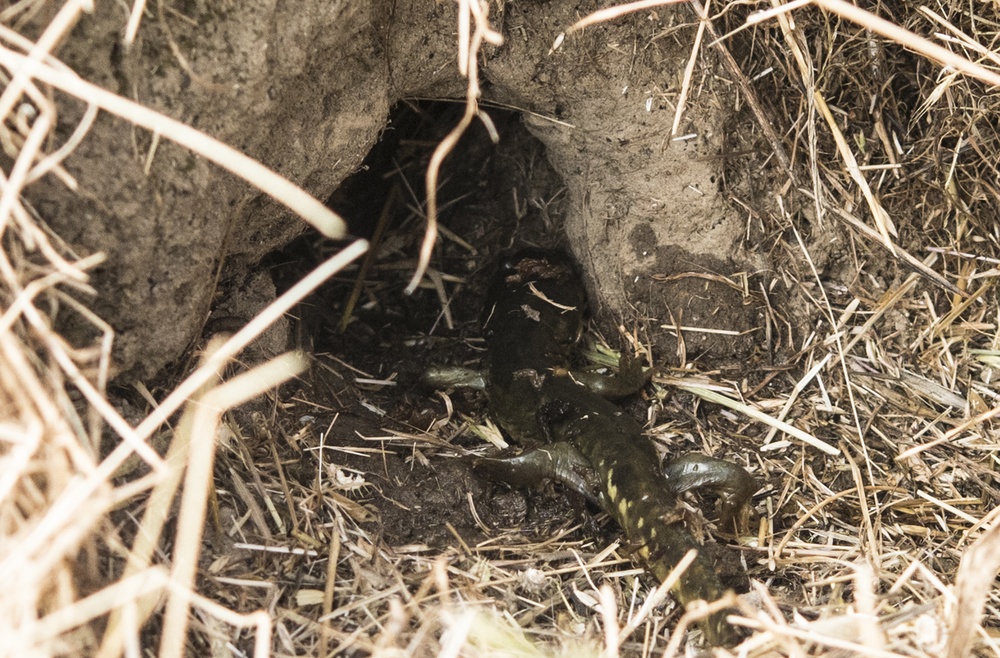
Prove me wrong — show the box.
[270,100,571,352]
[256,100,581,553]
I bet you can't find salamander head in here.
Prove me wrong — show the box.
[483,249,586,344]
[498,249,578,286]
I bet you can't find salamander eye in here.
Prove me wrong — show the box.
[500,257,520,274]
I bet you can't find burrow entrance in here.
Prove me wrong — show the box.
[182,100,764,654]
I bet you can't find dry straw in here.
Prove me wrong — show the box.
[4,0,1000,657]
[0,0,365,655]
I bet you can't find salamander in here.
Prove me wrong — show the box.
[476,250,755,645]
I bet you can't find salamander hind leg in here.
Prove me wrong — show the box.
[663,453,757,531]
[473,442,601,504]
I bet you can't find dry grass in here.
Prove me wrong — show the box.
[3,0,1000,657]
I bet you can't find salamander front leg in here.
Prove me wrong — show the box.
[558,353,655,400]
[422,366,486,390]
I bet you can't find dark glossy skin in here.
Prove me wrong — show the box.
[478,250,755,646]
[665,453,758,531]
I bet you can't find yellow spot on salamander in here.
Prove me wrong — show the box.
[617,499,629,520]
[638,545,650,559]
[600,468,618,500]
[637,517,644,529]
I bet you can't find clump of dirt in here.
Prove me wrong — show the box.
[623,245,767,364]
